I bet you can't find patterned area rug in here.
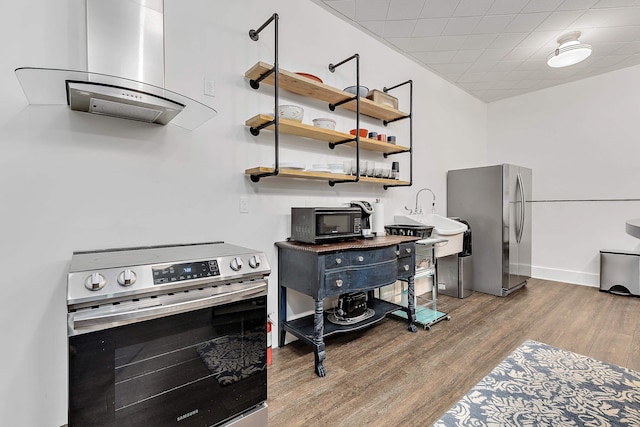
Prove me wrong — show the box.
[434,340,640,426]
[196,332,266,386]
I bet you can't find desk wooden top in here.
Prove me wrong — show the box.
[275,235,420,253]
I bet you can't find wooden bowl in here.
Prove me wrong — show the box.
[295,72,323,83]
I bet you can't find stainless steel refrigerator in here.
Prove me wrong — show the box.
[447,164,532,297]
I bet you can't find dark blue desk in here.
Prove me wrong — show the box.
[276,236,419,377]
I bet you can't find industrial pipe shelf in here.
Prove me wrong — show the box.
[245,62,409,122]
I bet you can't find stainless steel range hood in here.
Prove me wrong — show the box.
[15,0,216,130]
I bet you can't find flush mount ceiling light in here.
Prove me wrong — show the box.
[547,31,592,68]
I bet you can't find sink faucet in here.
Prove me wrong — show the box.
[405,188,436,215]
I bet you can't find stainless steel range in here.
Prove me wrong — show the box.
[67,242,270,427]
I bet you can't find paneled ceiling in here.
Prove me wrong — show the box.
[311,0,640,102]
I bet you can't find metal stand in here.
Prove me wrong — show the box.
[387,239,451,330]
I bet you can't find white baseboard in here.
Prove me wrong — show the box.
[532,266,599,288]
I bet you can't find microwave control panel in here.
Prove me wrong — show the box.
[152,260,220,285]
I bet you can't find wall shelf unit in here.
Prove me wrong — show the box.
[245,13,413,188]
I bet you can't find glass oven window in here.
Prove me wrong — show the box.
[69,296,267,427]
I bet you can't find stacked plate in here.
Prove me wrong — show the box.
[275,162,305,170]
[308,163,331,173]
[306,163,345,173]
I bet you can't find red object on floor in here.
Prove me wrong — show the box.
[266,319,273,366]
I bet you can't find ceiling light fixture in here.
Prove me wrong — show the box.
[547,31,592,68]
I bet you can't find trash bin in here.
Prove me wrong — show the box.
[600,250,640,296]
[437,219,473,298]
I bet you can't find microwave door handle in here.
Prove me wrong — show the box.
[70,282,268,334]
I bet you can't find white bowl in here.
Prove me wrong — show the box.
[344,86,369,98]
[312,118,336,130]
[277,105,304,122]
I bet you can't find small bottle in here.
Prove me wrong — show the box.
[391,162,400,179]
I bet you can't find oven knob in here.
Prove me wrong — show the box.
[249,255,261,268]
[230,257,243,271]
[84,273,106,291]
[117,269,137,287]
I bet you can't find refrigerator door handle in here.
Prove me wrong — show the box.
[516,172,525,244]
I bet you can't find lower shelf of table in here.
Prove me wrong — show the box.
[282,298,406,344]
[391,305,450,330]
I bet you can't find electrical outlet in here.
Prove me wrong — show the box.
[239,197,249,213]
[204,78,215,97]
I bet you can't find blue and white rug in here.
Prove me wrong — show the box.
[434,340,640,426]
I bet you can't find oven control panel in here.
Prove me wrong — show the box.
[67,243,271,309]
[152,260,220,285]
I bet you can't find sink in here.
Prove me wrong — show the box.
[393,214,467,258]
[627,219,640,239]
[393,214,467,236]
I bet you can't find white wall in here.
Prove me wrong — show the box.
[0,0,486,425]
[488,65,640,286]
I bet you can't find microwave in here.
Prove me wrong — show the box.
[291,207,362,244]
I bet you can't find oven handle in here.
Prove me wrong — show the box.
[69,281,268,335]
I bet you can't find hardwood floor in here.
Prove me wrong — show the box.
[266,278,640,426]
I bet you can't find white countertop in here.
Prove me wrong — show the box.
[416,237,448,246]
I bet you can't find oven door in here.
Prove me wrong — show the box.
[68,289,267,426]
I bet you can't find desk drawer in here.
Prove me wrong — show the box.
[323,246,397,270]
[325,260,398,294]
[397,243,414,258]
[356,247,397,265]
[324,252,350,269]
[397,258,414,279]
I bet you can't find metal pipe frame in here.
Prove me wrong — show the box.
[383,80,413,190]
[248,13,280,183]
[328,54,360,186]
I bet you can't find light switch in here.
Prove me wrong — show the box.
[239,197,249,213]
[204,78,215,97]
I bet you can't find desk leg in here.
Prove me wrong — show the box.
[406,276,418,333]
[313,299,327,377]
[279,286,287,347]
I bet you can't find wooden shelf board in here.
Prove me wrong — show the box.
[245,167,355,181]
[245,114,410,155]
[245,167,409,185]
[359,176,410,185]
[245,62,409,122]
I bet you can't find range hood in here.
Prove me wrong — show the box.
[15,0,216,130]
